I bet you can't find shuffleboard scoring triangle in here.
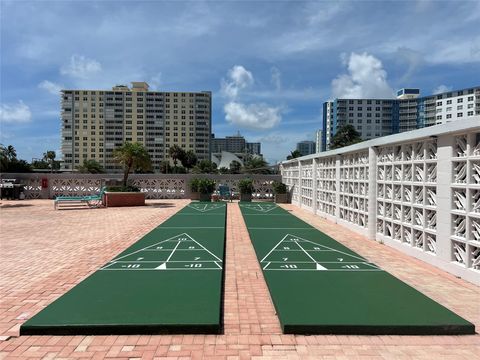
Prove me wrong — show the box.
[316,263,327,270]
[239,203,277,213]
[155,263,167,270]
[187,203,225,212]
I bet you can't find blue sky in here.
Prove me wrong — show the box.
[1,0,479,164]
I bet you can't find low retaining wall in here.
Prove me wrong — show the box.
[104,192,145,207]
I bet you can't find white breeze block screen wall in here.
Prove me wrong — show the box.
[280,118,480,285]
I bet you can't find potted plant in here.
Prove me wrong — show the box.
[189,178,201,200]
[104,142,152,207]
[272,181,289,203]
[238,178,254,202]
[197,178,216,201]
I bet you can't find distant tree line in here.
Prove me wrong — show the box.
[1,143,273,175]
[285,125,362,160]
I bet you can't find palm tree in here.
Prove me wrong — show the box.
[6,145,17,161]
[0,144,8,171]
[113,142,152,187]
[330,124,362,149]
[180,150,198,170]
[168,145,185,168]
[286,149,302,160]
[43,150,56,173]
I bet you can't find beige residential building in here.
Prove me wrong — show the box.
[60,82,211,172]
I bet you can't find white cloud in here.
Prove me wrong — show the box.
[221,65,283,130]
[221,65,254,99]
[0,101,32,123]
[224,102,282,130]
[432,84,452,95]
[305,1,347,24]
[331,52,394,99]
[38,80,63,95]
[60,55,102,78]
[148,73,162,90]
[270,67,281,91]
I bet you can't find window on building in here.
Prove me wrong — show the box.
[457,98,463,103]
[447,100,452,104]
[457,112,463,117]
[446,114,452,119]
[468,111,474,116]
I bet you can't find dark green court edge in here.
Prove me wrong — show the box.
[239,203,475,335]
[20,202,227,335]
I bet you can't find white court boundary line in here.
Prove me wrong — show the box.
[101,233,223,271]
[259,233,382,272]
[239,203,278,213]
[187,203,226,212]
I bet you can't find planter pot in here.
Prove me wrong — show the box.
[199,192,212,202]
[190,192,200,200]
[104,192,145,207]
[240,193,252,202]
[274,193,289,204]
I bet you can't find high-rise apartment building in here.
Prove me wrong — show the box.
[315,129,323,153]
[61,82,211,172]
[211,132,261,155]
[296,141,316,156]
[322,86,480,151]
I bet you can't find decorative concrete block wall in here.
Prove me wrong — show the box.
[0,174,281,201]
[281,118,480,285]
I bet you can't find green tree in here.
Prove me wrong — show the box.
[192,159,218,174]
[113,142,152,186]
[0,144,31,172]
[0,144,8,171]
[330,124,362,149]
[5,145,17,161]
[31,159,50,169]
[180,150,198,170]
[286,149,302,160]
[77,159,104,173]
[43,150,57,173]
[168,145,185,168]
[159,160,172,174]
[243,157,270,174]
[229,160,242,174]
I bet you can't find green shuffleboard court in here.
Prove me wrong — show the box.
[21,202,227,335]
[239,203,475,335]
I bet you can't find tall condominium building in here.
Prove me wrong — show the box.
[315,129,323,153]
[296,140,316,156]
[61,82,211,172]
[322,86,480,151]
[211,132,262,155]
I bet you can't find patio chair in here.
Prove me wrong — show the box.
[218,185,233,202]
[54,187,106,210]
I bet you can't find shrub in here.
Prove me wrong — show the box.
[197,179,216,194]
[189,178,201,192]
[238,178,255,194]
[106,185,140,192]
[272,181,287,194]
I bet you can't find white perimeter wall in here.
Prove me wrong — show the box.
[281,118,480,285]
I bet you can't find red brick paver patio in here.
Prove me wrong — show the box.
[0,199,479,359]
